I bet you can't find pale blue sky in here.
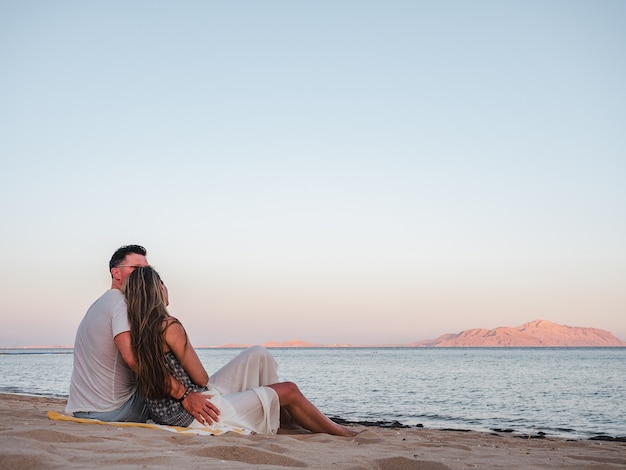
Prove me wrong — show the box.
[1,1,624,347]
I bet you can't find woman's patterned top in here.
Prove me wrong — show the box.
[145,351,208,426]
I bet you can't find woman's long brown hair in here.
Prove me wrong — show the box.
[123,266,184,399]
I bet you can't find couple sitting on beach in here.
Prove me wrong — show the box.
[66,245,354,436]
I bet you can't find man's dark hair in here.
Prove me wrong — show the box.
[109,245,147,271]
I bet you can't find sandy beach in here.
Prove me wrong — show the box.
[1,393,623,469]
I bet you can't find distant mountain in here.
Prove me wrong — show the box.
[214,339,358,348]
[217,339,323,348]
[411,320,626,347]
[207,320,625,349]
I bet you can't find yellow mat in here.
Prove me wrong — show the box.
[47,411,251,436]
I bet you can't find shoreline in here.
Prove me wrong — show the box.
[1,393,624,469]
[4,391,625,442]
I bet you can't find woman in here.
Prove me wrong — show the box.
[123,266,355,436]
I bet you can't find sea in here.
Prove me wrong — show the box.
[1,347,624,441]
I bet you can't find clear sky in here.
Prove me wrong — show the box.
[1,1,624,347]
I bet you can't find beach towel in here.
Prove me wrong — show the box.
[47,411,251,436]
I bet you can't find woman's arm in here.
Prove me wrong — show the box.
[164,319,220,423]
[164,319,209,387]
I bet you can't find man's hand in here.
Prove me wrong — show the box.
[181,391,220,425]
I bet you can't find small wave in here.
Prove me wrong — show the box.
[330,416,419,428]
[0,388,68,400]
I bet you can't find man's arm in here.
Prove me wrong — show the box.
[114,331,136,370]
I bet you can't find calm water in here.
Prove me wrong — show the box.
[1,347,624,440]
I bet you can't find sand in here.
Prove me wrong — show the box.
[1,393,624,469]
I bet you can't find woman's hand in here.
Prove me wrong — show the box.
[181,391,220,425]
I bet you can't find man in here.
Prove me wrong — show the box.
[66,245,219,423]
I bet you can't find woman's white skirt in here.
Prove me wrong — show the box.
[188,346,280,434]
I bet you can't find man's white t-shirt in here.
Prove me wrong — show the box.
[66,289,136,413]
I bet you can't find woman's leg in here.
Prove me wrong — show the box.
[268,382,356,437]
